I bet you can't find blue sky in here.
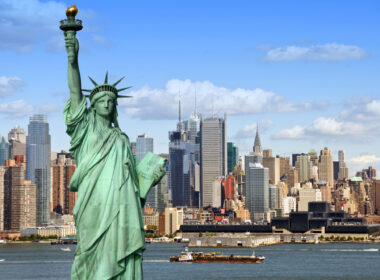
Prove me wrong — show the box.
[1,0,380,174]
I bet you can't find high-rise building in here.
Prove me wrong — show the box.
[282,196,297,216]
[8,126,26,160]
[200,116,227,207]
[308,149,319,167]
[51,152,77,215]
[338,150,349,180]
[263,151,280,185]
[245,157,269,220]
[0,136,9,166]
[298,184,322,211]
[269,185,283,211]
[285,167,299,189]
[3,161,36,231]
[26,114,51,226]
[318,147,334,187]
[295,154,312,183]
[279,156,291,179]
[0,166,6,230]
[292,153,302,167]
[136,133,153,161]
[227,142,238,174]
[252,124,263,164]
[130,142,136,157]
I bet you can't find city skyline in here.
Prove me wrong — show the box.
[1,1,380,174]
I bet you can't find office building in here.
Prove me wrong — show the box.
[245,158,269,220]
[263,151,280,185]
[8,126,26,159]
[318,147,334,187]
[298,184,322,211]
[200,116,227,207]
[338,150,349,180]
[295,154,312,183]
[227,142,238,174]
[3,161,36,231]
[0,136,9,166]
[165,207,184,234]
[26,114,51,226]
[283,196,297,216]
[136,133,153,161]
[51,152,77,215]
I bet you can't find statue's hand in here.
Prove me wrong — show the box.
[64,31,79,64]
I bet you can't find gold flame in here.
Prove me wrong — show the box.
[66,4,78,17]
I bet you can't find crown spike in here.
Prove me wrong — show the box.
[104,71,108,84]
[88,76,98,86]
[82,89,92,92]
[117,86,132,92]
[112,76,125,87]
[117,95,132,98]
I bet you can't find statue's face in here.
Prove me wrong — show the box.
[94,93,115,118]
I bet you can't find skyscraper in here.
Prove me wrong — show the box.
[338,150,349,180]
[252,124,263,164]
[8,126,26,159]
[3,161,36,231]
[169,105,201,207]
[227,142,238,174]
[200,116,227,207]
[26,114,51,226]
[262,150,280,185]
[0,136,9,166]
[245,156,269,220]
[295,154,312,183]
[318,147,334,187]
[51,152,77,215]
[136,133,153,161]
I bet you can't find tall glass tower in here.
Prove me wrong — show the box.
[0,136,9,165]
[136,133,153,161]
[26,114,51,226]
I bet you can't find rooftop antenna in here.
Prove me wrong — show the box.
[211,92,214,118]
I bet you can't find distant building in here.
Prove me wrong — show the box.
[252,125,263,164]
[295,154,312,183]
[26,114,51,226]
[3,161,36,231]
[298,184,322,211]
[283,196,297,216]
[165,207,184,235]
[51,152,77,215]
[200,116,227,207]
[130,142,136,157]
[279,156,291,179]
[227,142,238,174]
[245,158,269,220]
[338,150,349,180]
[136,133,153,161]
[318,147,334,187]
[263,151,280,185]
[8,126,26,159]
[0,136,9,165]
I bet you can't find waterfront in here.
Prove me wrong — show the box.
[0,243,379,279]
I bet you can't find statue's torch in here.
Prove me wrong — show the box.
[60,5,82,63]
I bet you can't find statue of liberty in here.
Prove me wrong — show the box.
[60,5,166,279]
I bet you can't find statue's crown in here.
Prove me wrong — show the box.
[82,72,132,101]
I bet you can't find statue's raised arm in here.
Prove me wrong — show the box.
[60,5,83,113]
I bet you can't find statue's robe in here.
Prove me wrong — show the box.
[64,98,165,280]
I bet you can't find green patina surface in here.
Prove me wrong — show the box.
[61,7,166,280]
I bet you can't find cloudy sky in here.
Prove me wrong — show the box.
[1,0,380,175]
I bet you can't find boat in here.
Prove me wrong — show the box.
[60,247,71,252]
[170,248,265,263]
[0,239,6,244]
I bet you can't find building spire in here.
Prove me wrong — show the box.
[253,121,262,155]
[179,90,181,123]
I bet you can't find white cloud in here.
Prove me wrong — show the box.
[235,120,273,139]
[118,79,326,120]
[347,154,380,175]
[0,99,58,118]
[0,76,24,97]
[262,43,367,62]
[273,98,380,141]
